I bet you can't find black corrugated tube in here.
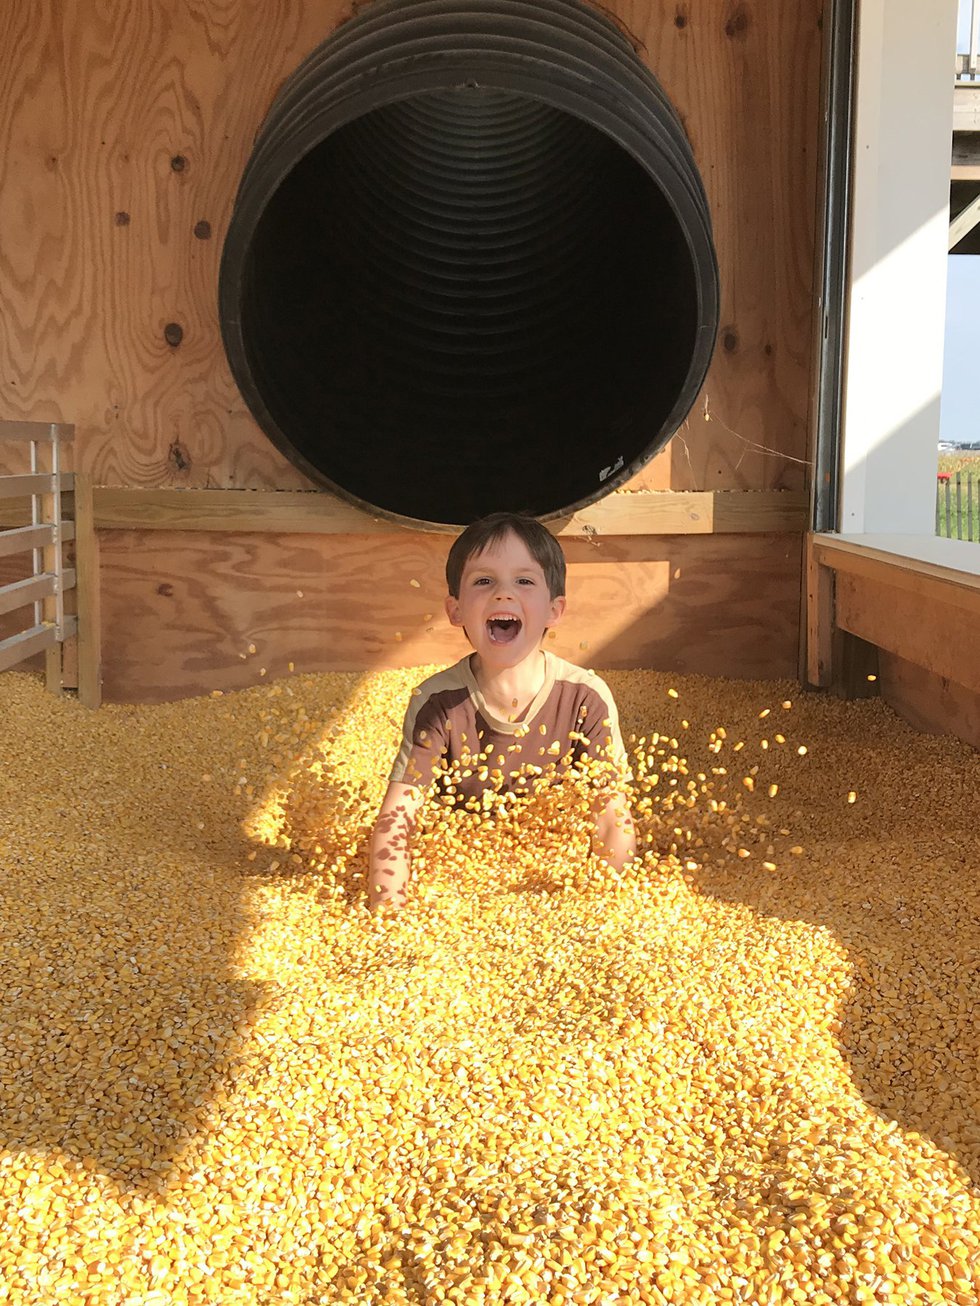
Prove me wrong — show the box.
[219,0,719,527]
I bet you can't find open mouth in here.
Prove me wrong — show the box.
[487,616,522,645]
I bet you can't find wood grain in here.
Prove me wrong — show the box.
[835,573,980,698]
[805,533,834,687]
[97,530,801,702]
[0,0,821,497]
[813,535,980,616]
[91,486,808,536]
[878,651,980,752]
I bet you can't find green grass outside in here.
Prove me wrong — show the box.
[936,452,980,542]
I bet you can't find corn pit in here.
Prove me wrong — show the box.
[1,667,978,1306]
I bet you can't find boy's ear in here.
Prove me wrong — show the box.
[548,595,567,627]
[445,593,463,627]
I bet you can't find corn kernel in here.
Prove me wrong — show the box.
[0,666,976,1306]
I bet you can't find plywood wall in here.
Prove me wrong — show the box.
[0,0,824,697]
[0,0,822,493]
[97,529,802,702]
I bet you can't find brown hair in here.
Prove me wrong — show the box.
[446,512,566,599]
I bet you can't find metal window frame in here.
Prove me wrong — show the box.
[811,0,858,536]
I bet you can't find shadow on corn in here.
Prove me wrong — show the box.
[665,677,980,1195]
[0,673,282,1192]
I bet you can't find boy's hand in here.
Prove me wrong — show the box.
[592,791,637,873]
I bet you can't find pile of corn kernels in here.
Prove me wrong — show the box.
[0,667,978,1306]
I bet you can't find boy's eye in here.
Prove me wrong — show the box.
[473,577,491,586]
[518,577,535,585]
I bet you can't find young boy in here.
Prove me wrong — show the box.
[369,512,636,910]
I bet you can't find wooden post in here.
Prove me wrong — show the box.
[74,474,102,709]
[805,533,835,688]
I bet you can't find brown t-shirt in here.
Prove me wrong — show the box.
[388,652,628,802]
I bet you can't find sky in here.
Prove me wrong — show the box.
[940,0,978,443]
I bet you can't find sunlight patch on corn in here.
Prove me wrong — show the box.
[0,668,978,1305]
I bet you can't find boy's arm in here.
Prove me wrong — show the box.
[578,677,635,872]
[368,781,423,911]
[592,790,637,872]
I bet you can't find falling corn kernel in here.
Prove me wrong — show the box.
[410,578,421,588]
[394,632,402,642]
[667,688,679,699]
[759,708,770,719]
[248,643,256,654]
[296,590,304,598]
[288,662,294,672]
[848,790,857,803]
[768,783,778,798]
[798,745,808,755]
[867,674,877,682]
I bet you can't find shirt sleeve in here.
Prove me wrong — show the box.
[576,676,632,782]
[387,689,450,789]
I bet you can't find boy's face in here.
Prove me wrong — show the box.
[445,530,566,666]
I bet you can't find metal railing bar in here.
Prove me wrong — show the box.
[0,623,58,674]
[0,473,74,499]
[0,567,76,615]
[0,573,56,619]
[0,522,74,557]
[0,423,77,683]
[30,439,41,631]
[48,426,65,638]
[0,421,75,443]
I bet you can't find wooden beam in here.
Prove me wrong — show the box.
[949,190,980,248]
[879,650,980,750]
[812,534,980,699]
[805,534,834,687]
[954,86,980,133]
[811,535,980,617]
[835,572,980,696]
[91,487,809,538]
